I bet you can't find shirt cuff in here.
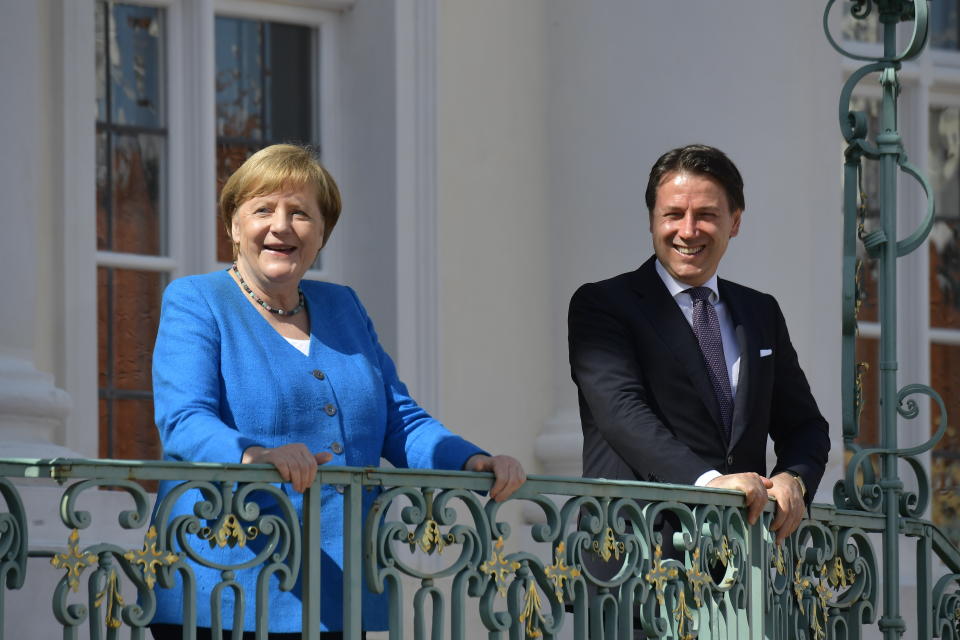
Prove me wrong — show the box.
[694,469,722,487]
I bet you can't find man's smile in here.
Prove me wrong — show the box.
[674,245,704,256]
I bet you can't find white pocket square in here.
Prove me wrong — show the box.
[760,348,773,357]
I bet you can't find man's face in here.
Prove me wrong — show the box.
[649,170,742,287]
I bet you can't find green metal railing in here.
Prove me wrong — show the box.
[0,458,929,639]
[0,456,958,639]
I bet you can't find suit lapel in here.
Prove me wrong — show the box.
[630,258,725,430]
[720,280,758,451]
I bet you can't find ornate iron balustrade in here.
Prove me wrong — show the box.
[827,0,960,638]
[0,459,958,639]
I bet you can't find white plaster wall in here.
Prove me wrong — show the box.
[337,0,400,356]
[436,0,551,470]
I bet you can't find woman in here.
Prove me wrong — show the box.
[149,144,525,639]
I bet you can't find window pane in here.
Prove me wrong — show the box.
[216,18,264,140]
[266,23,313,142]
[853,336,879,448]
[932,343,960,547]
[95,3,167,467]
[110,133,165,255]
[109,4,164,128]
[931,1,960,50]
[97,1,168,256]
[96,1,107,122]
[97,267,164,461]
[96,131,110,250]
[930,106,960,329]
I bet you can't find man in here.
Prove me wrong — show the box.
[568,144,829,544]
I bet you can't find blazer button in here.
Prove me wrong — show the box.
[331,441,344,454]
[726,454,734,466]
[325,403,337,416]
[312,369,325,380]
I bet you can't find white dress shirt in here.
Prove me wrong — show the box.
[654,259,741,486]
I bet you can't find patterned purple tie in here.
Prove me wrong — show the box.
[686,287,733,439]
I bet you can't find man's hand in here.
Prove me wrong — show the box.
[464,454,527,502]
[242,444,334,493]
[706,472,774,525]
[768,472,806,544]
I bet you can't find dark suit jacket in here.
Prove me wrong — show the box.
[568,256,830,500]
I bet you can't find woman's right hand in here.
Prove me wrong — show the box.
[242,444,333,493]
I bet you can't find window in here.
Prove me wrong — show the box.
[95,1,168,461]
[92,1,329,462]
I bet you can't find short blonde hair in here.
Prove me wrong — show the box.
[219,144,342,249]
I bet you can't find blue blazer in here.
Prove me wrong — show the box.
[151,269,485,632]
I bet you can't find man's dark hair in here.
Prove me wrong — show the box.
[644,144,745,214]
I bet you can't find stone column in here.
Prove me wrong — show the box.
[0,2,74,459]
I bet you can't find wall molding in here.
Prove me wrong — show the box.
[395,0,440,414]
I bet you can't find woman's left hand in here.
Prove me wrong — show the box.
[464,454,527,502]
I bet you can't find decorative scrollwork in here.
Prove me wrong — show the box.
[850,0,873,19]
[50,521,183,633]
[824,0,928,63]
[836,383,947,516]
[768,522,877,640]
[933,573,960,639]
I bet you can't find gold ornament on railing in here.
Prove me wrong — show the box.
[685,547,711,607]
[592,527,625,562]
[715,535,734,566]
[200,514,258,549]
[518,576,547,639]
[50,529,96,592]
[812,565,835,640]
[407,519,454,555]
[774,543,787,576]
[673,590,696,640]
[793,558,812,607]
[645,545,679,606]
[123,525,180,589]
[543,541,580,602]
[827,555,855,589]
[479,536,520,597]
[93,570,124,630]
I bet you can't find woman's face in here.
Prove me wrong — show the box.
[231,184,324,290]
